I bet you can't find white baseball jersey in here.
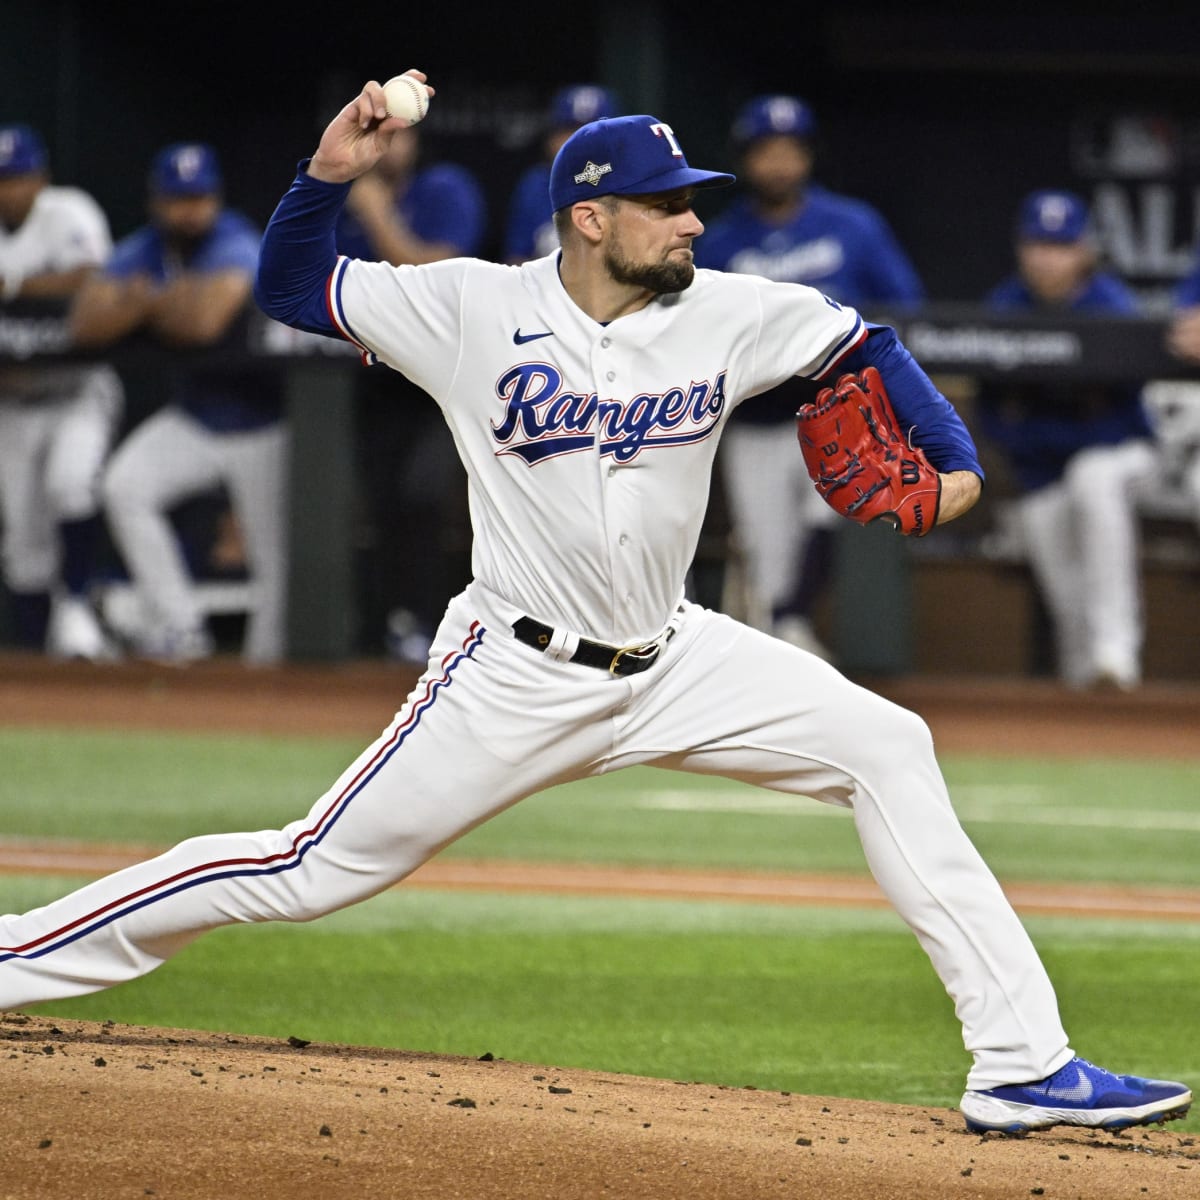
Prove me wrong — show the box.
[0,185,113,400]
[0,185,111,282]
[328,254,864,644]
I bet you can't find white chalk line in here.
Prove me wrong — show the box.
[634,787,1200,833]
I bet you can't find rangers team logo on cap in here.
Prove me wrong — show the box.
[0,124,47,176]
[549,115,733,211]
[573,160,613,187]
[171,145,209,183]
[149,141,223,196]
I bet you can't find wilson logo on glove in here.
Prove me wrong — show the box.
[796,366,941,536]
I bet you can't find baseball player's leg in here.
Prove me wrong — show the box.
[611,604,1070,1091]
[0,402,58,644]
[720,423,807,630]
[773,470,839,656]
[0,588,616,1008]
[219,421,290,664]
[1063,439,1159,687]
[43,370,124,659]
[102,407,222,656]
[1016,484,1090,686]
[44,370,123,526]
[1185,448,1200,530]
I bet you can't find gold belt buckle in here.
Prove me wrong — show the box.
[609,641,658,676]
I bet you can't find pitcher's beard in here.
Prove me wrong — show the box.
[604,245,695,295]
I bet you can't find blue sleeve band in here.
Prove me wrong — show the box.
[253,160,351,336]
[840,324,985,478]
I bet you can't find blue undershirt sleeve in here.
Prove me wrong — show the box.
[838,324,985,478]
[253,159,351,337]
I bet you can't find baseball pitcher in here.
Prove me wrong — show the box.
[0,75,1190,1136]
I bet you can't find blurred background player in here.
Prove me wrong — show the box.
[0,123,123,660]
[695,95,925,657]
[503,84,619,264]
[1144,243,1200,534]
[335,124,487,662]
[976,189,1158,689]
[1167,248,1200,365]
[70,143,288,664]
[334,122,486,266]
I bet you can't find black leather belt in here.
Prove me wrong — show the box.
[512,616,676,676]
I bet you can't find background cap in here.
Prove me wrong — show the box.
[0,125,48,177]
[549,84,619,129]
[150,142,223,196]
[1017,189,1090,242]
[549,114,734,212]
[732,95,817,146]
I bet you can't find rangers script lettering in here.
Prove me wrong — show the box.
[491,362,727,464]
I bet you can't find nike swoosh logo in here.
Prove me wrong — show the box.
[513,329,554,345]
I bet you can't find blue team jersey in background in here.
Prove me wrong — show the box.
[504,163,556,263]
[334,164,487,262]
[1174,253,1200,307]
[694,184,925,424]
[985,271,1138,315]
[105,209,282,432]
[695,185,925,309]
[978,271,1152,491]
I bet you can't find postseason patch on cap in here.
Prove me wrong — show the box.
[573,161,613,187]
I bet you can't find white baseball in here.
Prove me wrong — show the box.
[382,75,430,125]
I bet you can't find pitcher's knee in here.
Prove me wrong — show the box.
[261,839,433,923]
[853,698,937,778]
[251,872,350,924]
[277,893,337,924]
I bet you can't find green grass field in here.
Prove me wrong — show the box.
[2,725,1199,1126]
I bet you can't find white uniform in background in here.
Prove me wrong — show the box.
[0,184,123,658]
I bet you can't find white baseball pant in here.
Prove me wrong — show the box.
[1017,439,1159,687]
[102,406,290,663]
[0,580,1071,1090]
[720,421,836,630]
[0,368,122,592]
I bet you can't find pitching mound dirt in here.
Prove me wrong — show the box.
[2,1014,1196,1199]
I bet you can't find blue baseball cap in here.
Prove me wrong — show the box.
[1017,190,1090,243]
[549,114,734,212]
[0,124,48,177]
[549,84,619,129]
[732,95,817,146]
[150,142,223,196]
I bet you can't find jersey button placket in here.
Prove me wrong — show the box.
[595,333,627,627]
[594,334,618,476]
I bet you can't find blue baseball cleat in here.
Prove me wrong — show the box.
[960,1056,1192,1134]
